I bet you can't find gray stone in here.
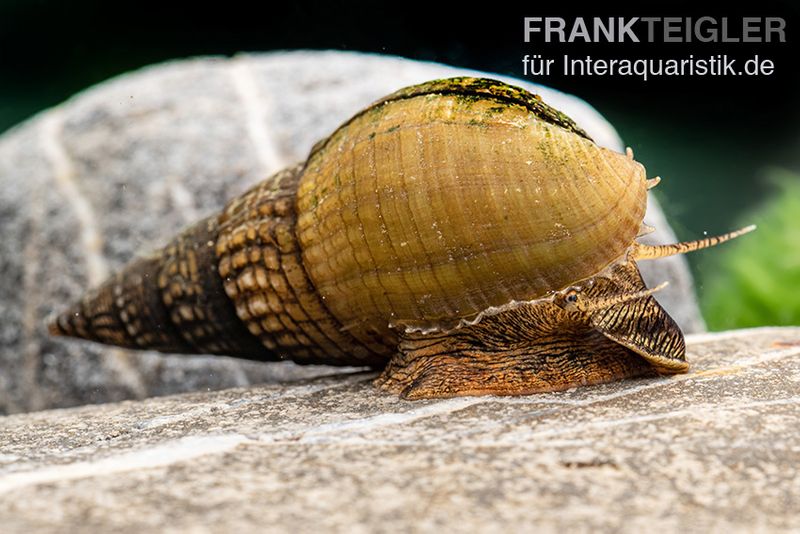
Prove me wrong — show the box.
[0,50,703,414]
[0,327,798,532]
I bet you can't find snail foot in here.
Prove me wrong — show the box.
[375,324,658,400]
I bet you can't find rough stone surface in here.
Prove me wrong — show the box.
[0,327,798,532]
[0,50,703,414]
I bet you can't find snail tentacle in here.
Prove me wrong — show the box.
[632,224,756,260]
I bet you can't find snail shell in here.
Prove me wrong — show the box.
[296,78,646,349]
[50,77,752,399]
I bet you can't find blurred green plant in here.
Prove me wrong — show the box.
[701,169,800,330]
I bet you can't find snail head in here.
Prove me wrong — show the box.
[556,281,669,315]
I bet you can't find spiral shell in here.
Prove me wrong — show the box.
[51,77,752,399]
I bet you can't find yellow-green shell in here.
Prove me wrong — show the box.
[296,78,646,346]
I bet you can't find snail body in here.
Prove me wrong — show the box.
[50,78,752,399]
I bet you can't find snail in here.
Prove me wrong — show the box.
[49,77,754,399]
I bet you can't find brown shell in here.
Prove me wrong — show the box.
[295,78,647,347]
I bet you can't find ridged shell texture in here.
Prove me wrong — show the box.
[296,79,647,348]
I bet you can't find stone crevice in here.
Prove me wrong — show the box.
[229,57,289,175]
[40,112,109,287]
[40,112,148,400]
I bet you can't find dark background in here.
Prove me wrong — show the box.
[1,0,798,256]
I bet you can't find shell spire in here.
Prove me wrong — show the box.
[49,216,270,359]
[50,165,388,367]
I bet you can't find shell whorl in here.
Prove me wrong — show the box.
[213,165,389,365]
[295,78,647,347]
[50,165,388,366]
